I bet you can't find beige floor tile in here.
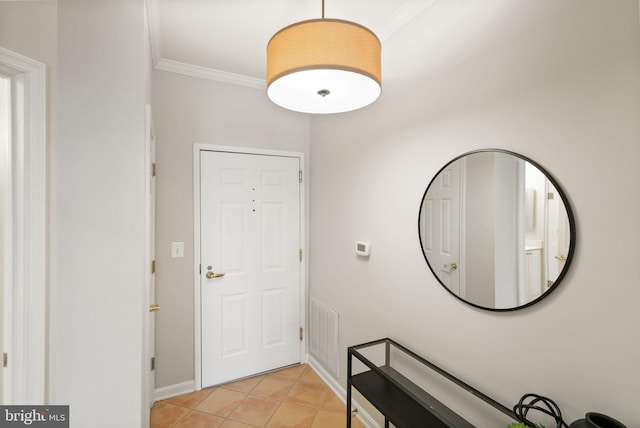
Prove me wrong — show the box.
[150,364,353,428]
[150,401,190,428]
[221,375,265,394]
[196,388,246,417]
[165,388,215,409]
[299,367,324,385]
[174,410,225,428]
[319,392,346,413]
[251,375,297,401]
[285,381,330,409]
[219,420,256,428]
[265,402,317,428]
[310,409,351,428]
[228,395,280,426]
[268,364,307,380]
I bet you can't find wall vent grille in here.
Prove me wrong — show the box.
[309,298,339,378]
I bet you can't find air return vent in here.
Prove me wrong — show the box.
[309,298,339,378]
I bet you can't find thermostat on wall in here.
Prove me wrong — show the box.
[355,241,370,257]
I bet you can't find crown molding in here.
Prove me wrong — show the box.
[375,0,437,42]
[148,0,436,89]
[145,0,162,67]
[155,58,267,89]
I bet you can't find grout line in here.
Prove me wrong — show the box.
[152,364,348,428]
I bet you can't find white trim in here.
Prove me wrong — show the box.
[375,0,437,42]
[156,58,266,90]
[307,356,380,428]
[193,146,202,389]
[148,1,436,90]
[143,104,156,422]
[0,68,12,406]
[145,0,162,67]
[459,157,467,299]
[193,144,306,391]
[0,47,47,405]
[154,380,196,402]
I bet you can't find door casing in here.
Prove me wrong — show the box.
[193,144,306,390]
[143,104,156,424]
[0,47,46,405]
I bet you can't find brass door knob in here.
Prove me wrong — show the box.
[206,271,225,279]
[555,254,566,261]
[443,263,458,271]
[149,304,160,312]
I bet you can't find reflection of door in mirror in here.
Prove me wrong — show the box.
[545,181,570,288]
[420,149,575,311]
[420,160,462,296]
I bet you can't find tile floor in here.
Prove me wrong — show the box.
[150,364,366,428]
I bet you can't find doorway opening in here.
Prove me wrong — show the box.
[0,47,47,404]
[1,74,9,405]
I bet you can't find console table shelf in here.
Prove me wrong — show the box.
[347,338,516,428]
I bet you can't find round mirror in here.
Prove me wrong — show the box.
[418,149,576,311]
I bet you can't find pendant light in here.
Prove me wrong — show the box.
[266,0,381,114]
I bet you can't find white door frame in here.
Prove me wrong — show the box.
[143,104,156,425]
[0,47,47,404]
[193,144,306,391]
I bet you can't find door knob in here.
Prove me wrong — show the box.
[555,254,566,261]
[149,304,160,312]
[206,271,225,279]
[443,263,458,271]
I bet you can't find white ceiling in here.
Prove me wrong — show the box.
[148,0,436,87]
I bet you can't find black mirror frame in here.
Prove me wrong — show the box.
[418,149,577,312]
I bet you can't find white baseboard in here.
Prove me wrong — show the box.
[307,355,380,428]
[154,380,196,402]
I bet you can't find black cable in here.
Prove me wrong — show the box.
[513,393,569,428]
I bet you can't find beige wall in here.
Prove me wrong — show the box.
[0,0,57,186]
[0,0,57,407]
[0,1,57,66]
[310,0,640,426]
[152,70,310,388]
[51,1,147,426]
[2,1,149,424]
[3,0,639,426]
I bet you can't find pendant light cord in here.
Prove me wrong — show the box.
[321,0,325,19]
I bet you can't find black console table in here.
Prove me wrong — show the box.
[347,338,517,428]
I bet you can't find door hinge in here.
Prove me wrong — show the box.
[152,163,156,177]
[151,260,156,274]
[298,170,303,183]
[299,327,303,341]
[151,357,155,371]
[299,249,303,262]
[199,264,201,274]
[547,192,555,200]
[3,353,7,368]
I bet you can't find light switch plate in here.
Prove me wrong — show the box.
[171,242,184,258]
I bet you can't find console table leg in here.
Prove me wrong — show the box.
[346,385,352,428]
[384,417,389,428]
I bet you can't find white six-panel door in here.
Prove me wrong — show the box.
[421,160,462,295]
[199,150,301,388]
[545,180,569,288]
